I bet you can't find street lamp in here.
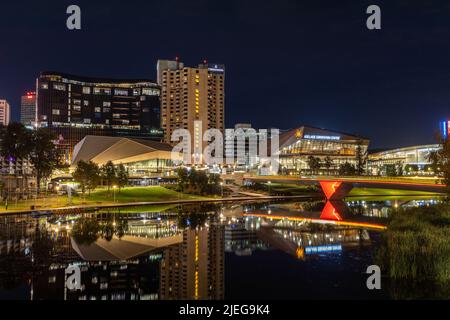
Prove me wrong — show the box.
[113,185,117,203]
[267,181,271,195]
[220,182,224,197]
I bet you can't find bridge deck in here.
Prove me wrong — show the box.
[244,175,446,194]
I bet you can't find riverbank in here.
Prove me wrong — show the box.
[0,186,322,215]
[0,184,442,215]
[0,187,208,214]
[376,204,450,298]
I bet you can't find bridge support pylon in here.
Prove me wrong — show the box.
[319,181,353,200]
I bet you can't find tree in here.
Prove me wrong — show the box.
[176,167,189,192]
[355,141,367,175]
[396,161,404,176]
[28,128,60,193]
[176,168,220,195]
[101,161,116,192]
[428,135,450,195]
[0,123,32,161]
[0,123,32,199]
[404,164,418,174]
[73,160,100,196]
[116,164,129,191]
[323,156,333,175]
[190,169,209,194]
[385,164,397,177]
[307,156,321,175]
[339,162,356,176]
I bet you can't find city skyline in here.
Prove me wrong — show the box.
[0,1,449,304]
[1,0,450,149]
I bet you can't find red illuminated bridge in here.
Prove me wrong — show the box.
[243,175,446,200]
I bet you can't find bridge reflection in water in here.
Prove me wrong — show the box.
[239,200,388,260]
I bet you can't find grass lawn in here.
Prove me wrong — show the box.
[267,183,317,195]
[0,186,210,214]
[348,187,442,201]
[87,186,209,203]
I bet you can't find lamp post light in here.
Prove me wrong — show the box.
[113,185,117,203]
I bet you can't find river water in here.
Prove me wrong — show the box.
[0,198,441,300]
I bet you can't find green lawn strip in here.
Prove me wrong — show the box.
[347,187,442,201]
[264,183,316,194]
[349,187,439,196]
[0,186,210,213]
[86,186,208,203]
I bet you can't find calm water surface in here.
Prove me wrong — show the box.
[0,198,439,300]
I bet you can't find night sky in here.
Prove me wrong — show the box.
[1,0,449,149]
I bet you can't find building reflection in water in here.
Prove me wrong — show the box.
[0,198,439,300]
[0,208,225,300]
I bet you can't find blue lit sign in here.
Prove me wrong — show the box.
[304,134,341,141]
[441,120,448,139]
[304,244,342,254]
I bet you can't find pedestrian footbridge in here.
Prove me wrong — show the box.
[243,176,446,200]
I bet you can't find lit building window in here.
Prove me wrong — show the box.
[114,89,129,96]
[53,83,66,91]
[82,87,91,94]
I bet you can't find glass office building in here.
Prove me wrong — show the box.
[37,72,163,162]
[368,144,441,176]
[278,126,370,174]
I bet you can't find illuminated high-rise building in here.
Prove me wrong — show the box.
[157,59,225,160]
[0,99,10,126]
[20,91,36,127]
[159,225,224,300]
[36,72,163,162]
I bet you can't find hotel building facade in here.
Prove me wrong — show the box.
[0,99,10,126]
[36,72,163,161]
[157,59,225,161]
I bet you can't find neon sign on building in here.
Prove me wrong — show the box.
[441,120,450,139]
[304,134,340,141]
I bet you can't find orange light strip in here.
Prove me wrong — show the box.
[243,213,387,230]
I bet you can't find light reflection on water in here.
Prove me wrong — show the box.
[0,198,440,300]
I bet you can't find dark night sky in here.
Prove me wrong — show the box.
[0,0,449,148]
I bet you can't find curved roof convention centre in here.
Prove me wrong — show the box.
[71,135,178,166]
